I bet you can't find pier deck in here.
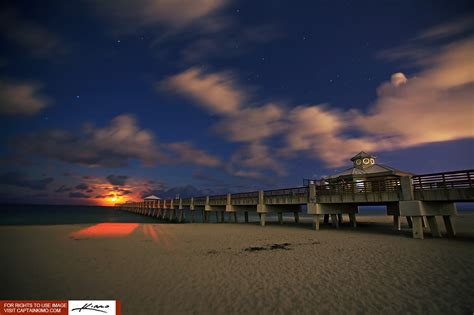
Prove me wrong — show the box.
[116,170,474,239]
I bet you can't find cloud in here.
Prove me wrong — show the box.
[280,104,384,166]
[75,183,89,191]
[192,170,220,182]
[159,69,284,143]
[161,18,474,170]
[159,67,245,115]
[284,25,474,167]
[53,174,142,202]
[377,15,474,64]
[54,185,72,193]
[416,15,474,40]
[230,143,286,176]
[15,114,165,167]
[213,103,286,142]
[0,155,31,166]
[117,189,132,195]
[284,33,474,167]
[167,142,221,167]
[159,68,287,175]
[91,0,229,33]
[0,6,66,59]
[0,171,54,190]
[354,37,474,148]
[91,0,281,67]
[141,184,224,199]
[0,80,50,116]
[159,68,289,176]
[106,174,129,186]
[15,113,222,170]
[229,169,264,179]
[160,67,387,168]
[95,193,115,199]
[69,192,91,198]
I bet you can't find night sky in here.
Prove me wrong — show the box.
[0,0,473,205]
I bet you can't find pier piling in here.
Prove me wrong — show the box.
[443,215,456,237]
[278,212,283,224]
[349,213,357,228]
[394,215,401,230]
[426,216,441,237]
[313,214,321,230]
[331,214,339,228]
[412,216,424,239]
[294,211,300,223]
[324,214,329,224]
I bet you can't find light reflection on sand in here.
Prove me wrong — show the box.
[70,223,139,238]
[142,224,158,241]
[69,223,179,254]
[142,224,179,255]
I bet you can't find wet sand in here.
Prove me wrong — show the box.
[1,214,473,314]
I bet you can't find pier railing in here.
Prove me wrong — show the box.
[209,194,227,205]
[315,177,401,203]
[412,170,474,191]
[412,169,474,201]
[316,177,401,195]
[264,187,308,204]
[193,196,207,206]
[231,191,258,205]
[181,198,192,206]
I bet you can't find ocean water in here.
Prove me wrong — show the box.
[0,203,472,225]
[0,204,278,225]
[0,204,162,225]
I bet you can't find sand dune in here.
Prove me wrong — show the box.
[1,214,473,314]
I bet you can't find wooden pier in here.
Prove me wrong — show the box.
[116,169,474,239]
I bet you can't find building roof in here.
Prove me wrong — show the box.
[350,151,373,161]
[144,195,161,200]
[326,163,413,180]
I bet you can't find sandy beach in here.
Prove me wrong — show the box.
[1,214,473,314]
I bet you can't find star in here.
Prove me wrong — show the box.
[117,39,121,43]
[76,95,80,99]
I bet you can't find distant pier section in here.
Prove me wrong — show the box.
[116,152,474,239]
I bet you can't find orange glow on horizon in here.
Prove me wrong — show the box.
[92,194,133,206]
